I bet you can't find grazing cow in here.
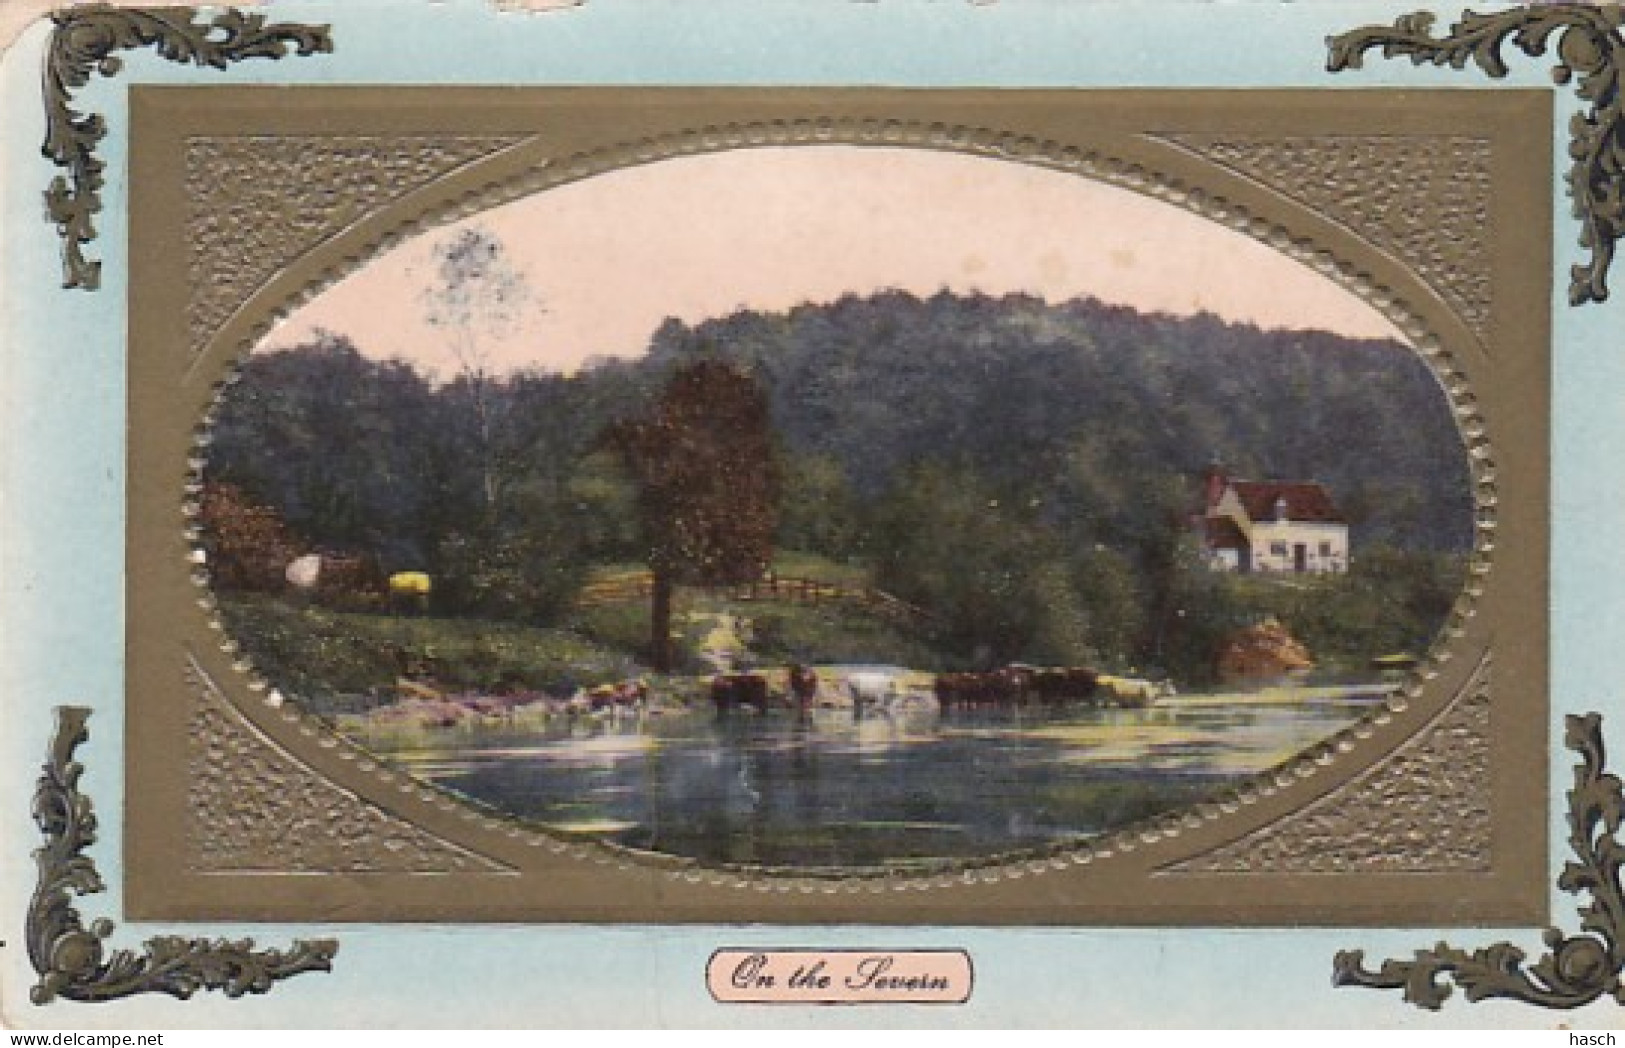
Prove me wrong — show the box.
[282,552,386,610]
[933,672,977,709]
[596,679,649,709]
[997,664,1034,702]
[1096,674,1176,709]
[1027,667,1100,705]
[845,670,902,716]
[318,554,386,610]
[933,669,1027,709]
[285,553,323,590]
[935,665,1101,708]
[711,673,769,715]
[787,664,819,713]
[389,571,432,614]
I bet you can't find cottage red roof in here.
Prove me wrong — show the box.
[1231,480,1344,524]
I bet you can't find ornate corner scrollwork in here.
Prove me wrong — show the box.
[42,5,333,290]
[28,707,337,1004]
[1334,714,1625,1010]
[1328,4,1625,306]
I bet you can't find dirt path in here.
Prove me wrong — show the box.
[695,610,752,673]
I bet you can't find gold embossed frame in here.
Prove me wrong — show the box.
[120,85,1551,925]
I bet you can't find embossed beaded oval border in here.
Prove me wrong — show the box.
[180,118,1497,892]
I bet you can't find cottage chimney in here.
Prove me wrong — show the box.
[1203,460,1227,510]
[1274,494,1289,521]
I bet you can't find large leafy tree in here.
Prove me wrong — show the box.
[608,360,782,671]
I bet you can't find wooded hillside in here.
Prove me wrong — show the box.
[207,291,1472,680]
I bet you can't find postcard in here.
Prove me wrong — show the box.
[1,0,1620,1030]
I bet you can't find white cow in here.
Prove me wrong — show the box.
[843,667,939,715]
[846,670,901,712]
[1096,674,1176,709]
[285,553,323,590]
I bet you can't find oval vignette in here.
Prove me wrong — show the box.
[199,144,1475,873]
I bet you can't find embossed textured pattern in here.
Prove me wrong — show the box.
[1166,136,1492,343]
[186,660,509,872]
[1168,657,1491,874]
[185,136,521,356]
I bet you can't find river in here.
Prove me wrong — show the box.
[346,685,1387,871]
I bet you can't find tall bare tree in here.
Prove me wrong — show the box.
[420,226,535,513]
[609,360,781,671]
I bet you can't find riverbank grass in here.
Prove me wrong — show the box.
[218,593,644,714]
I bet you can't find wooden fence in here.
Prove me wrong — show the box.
[574,572,933,627]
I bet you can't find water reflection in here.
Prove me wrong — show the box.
[356,692,1378,870]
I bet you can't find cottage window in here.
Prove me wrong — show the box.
[1270,541,1287,557]
[1319,541,1332,557]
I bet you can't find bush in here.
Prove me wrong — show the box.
[1201,548,1468,676]
[434,528,587,625]
[198,481,303,592]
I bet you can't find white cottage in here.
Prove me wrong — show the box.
[1195,465,1348,574]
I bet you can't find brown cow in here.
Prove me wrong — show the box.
[1027,667,1100,705]
[787,664,819,713]
[934,669,1027,709]
[936,665,1099,708]
[711,673,770,715]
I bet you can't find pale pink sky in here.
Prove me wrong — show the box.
[264,145,1404,377]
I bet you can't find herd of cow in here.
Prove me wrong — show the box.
[281,553,435,613]
[934,666,1101,708]
[710,664,1174,715]
[281,555,1178,718]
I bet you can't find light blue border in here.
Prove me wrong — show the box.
[2,0,1621,1029]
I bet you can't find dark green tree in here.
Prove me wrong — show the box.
[776,452,866,561]
[870,462,1080,669]
[1068,545,1145,669]
[206,331,442,569]
[1151,538,1249,684]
